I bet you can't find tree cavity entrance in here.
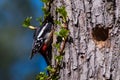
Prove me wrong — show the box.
[92,24,109,41]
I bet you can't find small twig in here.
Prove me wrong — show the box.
[28,26,37,30]
[59,39,67,55]
[59,22,68,54]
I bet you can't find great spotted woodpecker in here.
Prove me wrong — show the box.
[30,22,53,65]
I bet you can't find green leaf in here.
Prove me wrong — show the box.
[55,28,69,38]
[36,72,48,80]
[54,31,59,36]
[42,7,50,19]
[54,20,61,25]
[54,43,60,51]
[41,0,50,4]
[36,16,43,26]
[56,6,67,22]
[22,16,32,27]
[47,66,55,73]
[55,55,63,63]
[59,28,69,39]
[42,7,48,14]
[41,0,48,3]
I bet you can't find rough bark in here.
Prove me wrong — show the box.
[51,0,120,80]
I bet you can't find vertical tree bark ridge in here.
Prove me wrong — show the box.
[51,0,120,80]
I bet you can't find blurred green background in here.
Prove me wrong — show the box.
[0,0,48,80]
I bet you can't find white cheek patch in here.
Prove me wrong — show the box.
[37,23,48,40]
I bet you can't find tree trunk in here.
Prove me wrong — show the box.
[51,0,120,80]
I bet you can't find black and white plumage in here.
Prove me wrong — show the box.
[30,22,53,65]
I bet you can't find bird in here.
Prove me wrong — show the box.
[30,22,54,65]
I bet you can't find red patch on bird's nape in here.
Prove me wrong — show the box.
[42,44,47,52]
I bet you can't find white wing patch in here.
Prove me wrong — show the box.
[37,23,48,40]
